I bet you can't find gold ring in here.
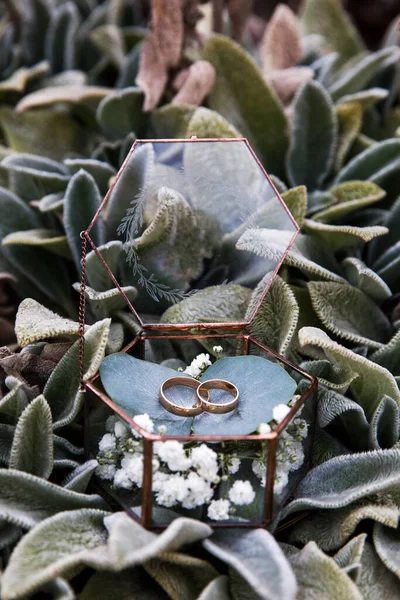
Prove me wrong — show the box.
[196,379,239,414]
[159,377,209,417]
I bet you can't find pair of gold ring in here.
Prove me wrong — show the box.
[159,376,239,417]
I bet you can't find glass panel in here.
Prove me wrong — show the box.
[93,139,298,326]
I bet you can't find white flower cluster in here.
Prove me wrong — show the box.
[252,415,308,495]
[96,415,257,521]
[184,353,211,378]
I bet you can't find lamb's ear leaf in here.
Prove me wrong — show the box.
[197,576,231,600]
[307,281,392,349]
[97,87,146,140]
[85,241,124,292]
[0,471,106,529]
[373,523,400,579]
[36,578,75,600]
[300,0,364,66]
[246,273,299,356]
[288,498,400,552]
[298,327,400,416]
[2,229,72,259]
[16,85,111,113]
[303,219,388,251]
[289,542,363,599]
[15,299,81,348]
[335,139,400,183]
[370,329,400,377]
[286,80,337,191]
[314,181,386,222]
[62,460,98,492]
[300,359,358,394]
[333,533,367,583]
[281,186,307,227]
[186,107,240,138]
[203,34,289,178]
[64,169,105,272]
[203,529,297,600]
[335,102,362,172]
[72,283,137,318]
[44,319,111,429]
[81,569,170,600]
[151,105,197,138]
[342,257,392,303]
[358,542,400,600]
[9,396,53,479]
[283,449,400,520]
[369,395,400,450]
[64,158,116,195]
[337,88,389,109]
[0,509,109,600]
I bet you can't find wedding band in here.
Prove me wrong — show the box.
[196,379,239,414]
[159,377,209,417]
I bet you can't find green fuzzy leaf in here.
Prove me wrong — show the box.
[2,229,72,259]
[81,569,169,600]
[369,395,399,450]
[237,229,345,282]
[0,61,49,95]
[203,529,297,600]
[369,198,400,266]
[370,330,400,377]
[373,523,400,579]
[298,327,400,416]
[0,471,106,530]
[64,159,116,195]
[197,576,230,600]
[358,543,400,600]
[106,143,154,238]
[9,396,53,479]
[44,319,111,428]
[281,186,307,227]
[0,381,29,420]
[335,102,362,172]
[63,460,98,492]
[342,258,392,302]
[97,87,145,140]
[286,81,337,190]
[203,35,288,178]
[314,181,386,222]
[246,274,299,356]
[289,542,363,599]
[161,284,250,325]
[86,241,123,291]
[31,192,64,214]
[1,153,69,193]
[38,578,75,600]
[151,105,196,138]
[72,283,137,317]
[337,88,389,109]
[90,24,125,69]
[329,48,400,101]
[186,107,240,139]
[335,139,400,184]
[0,107,90,161]
[15,299,81,348]
[333,533,367,583]
[283,449,400,520]
[300,360,358,393]
[0,188,41,241]
[300,0,364,65]
[16,85,111,112]
[64,170,105,272]
[0,424,14,465]
[304,219,389,251]
[44,2,80,73]
[1,509,109,600]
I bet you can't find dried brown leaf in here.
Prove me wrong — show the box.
[171,60,216,106]
[261,4,302,75]
[267,66,314,104]
[136,0,184,111]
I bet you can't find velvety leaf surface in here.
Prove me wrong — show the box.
[16,85,111,112]
[197,576,231,600]
[335,139,400,183]
[373,523,400,579]
[304,219,388,251]
[281,186,307,227]
[333,533,367,582]
[81,568,169,600]
[358,543,400,600]
[314,181,386,222]
[9,396,53,479]
[62,460,98,492]
[97,87,145,139]
[335,102,362,171]
[287,81,337,190]
[2,229,71,259]
[15,299,81,348]
[203,35,288,178]
[186,107,240,139]
[342,258,392,302]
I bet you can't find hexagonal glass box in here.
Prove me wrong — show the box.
[81,138,318,529]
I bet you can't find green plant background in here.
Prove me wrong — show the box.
[0,0,400,598]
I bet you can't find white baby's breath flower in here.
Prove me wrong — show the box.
[121,454,144,487]
[156,474,188,507]
[191,444,219,482]
[157,424,167,435]
[228,480,255,506]
[184,353,211,377]
[156,440,192,471]
[98,433,116,452]
[228,457,241,475]
[207,499,230,521]
[274,469,289,495]
[152,470,169,492]
[258,422,271,435]
[272,404,291,423]
[182,472,213,509]
[114,420,129,439]
[105,416,118,433]
[184,363,201,377]
[287,442,305,472]
[132,413,154,435]
[213,346,223,354]
[96,463,116,481]
[114,468,133,489]
[252,459,266,487]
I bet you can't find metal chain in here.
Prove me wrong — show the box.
[78,231,88,392]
